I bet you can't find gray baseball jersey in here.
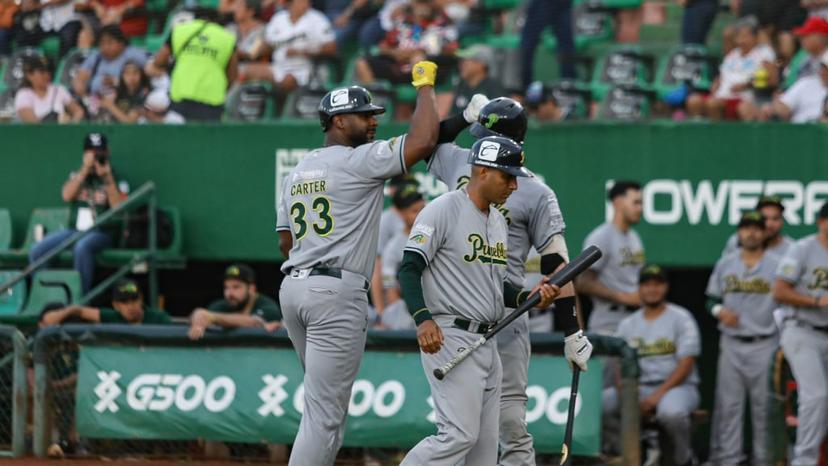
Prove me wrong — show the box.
[583,222,646,331]
[427,143,566,287]
[706,251,781,337]
[381,230,408,289]
[404,189,509,323]
[616,303,701,385]
[276,136,407,280]
[776,234,828,327]
[722,233,795,257]
[378,208,405,255]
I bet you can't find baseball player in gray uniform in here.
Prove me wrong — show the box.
[773,202,828,466]
[707,211,781,466]
[578,180,646,334]
[605,265,701,466]
[722,196,795,257]
[397,136,565,466]
[275,62,440,466]
[427,97,591,465]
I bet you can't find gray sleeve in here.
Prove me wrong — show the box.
[615,316,631,338]
[776,242,803,284]
[381,236,404,289]
[404,202,446,265]
[705,259,724,298]
[427,143,467,186]
[348,135,407,180]
[584,227,610,272]
[529,185,566,251]
[275,187,290,232]
[721,234,738,256]
[675,312,701,359]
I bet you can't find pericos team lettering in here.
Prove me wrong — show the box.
[463,233,507,265]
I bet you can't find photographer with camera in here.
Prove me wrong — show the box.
[29,132,128,292]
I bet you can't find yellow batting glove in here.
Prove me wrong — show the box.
[411,61,438,89]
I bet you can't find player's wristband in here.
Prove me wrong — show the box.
[711,304,723,318]
[517,290,531,307]
[411,308,433,326]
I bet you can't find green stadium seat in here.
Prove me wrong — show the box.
[224,81,275,121]
[0,208,10,251]
[597,83,654,120]
[3,48,45,92]
[54,48,93,89]
[97,206,186,269]
[590,45,654,101]
[573,0,614,49]
[0,88,13,121]
[19,270,81,316]
[281,86,330,121]
[0,271,26,316]
[39,36,61,58]
[0,207,70,267]
[548,80,593,120]
[653,44,714,101]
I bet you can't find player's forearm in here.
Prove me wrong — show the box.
[436,113,470,144]
[774,279,819,308]
[653,357,694,396]
[398,252,432,325]
[575,271,621,303]
[503,281,531,309]
[212,313,265,329]
[402,87,439,168]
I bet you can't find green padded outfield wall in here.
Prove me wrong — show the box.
[1,123,826,265]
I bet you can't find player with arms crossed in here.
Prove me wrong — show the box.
[428,96,592,465]
[275,62,440,466]
[398,136,562,465]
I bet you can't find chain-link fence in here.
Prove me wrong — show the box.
[31,325,640,464]
[0,325,28,458]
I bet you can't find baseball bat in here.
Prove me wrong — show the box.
[559,367,580,466]
[433,245,602,380]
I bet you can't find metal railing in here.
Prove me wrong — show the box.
[0,325,29,457]
[0,182,159,306]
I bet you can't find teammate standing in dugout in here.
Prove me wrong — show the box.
[427,96,592,465]
[397,135,563,465]
[275,62,440,466]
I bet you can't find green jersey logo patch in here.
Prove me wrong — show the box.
[463,233,507,265]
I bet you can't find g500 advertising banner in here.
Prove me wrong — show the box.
[76,346,602,455]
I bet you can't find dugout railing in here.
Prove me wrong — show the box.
[0,324,29,457]
[29,324,641,464]
[0,181,162,307]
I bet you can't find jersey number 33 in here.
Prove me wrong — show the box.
[290,196,335,240]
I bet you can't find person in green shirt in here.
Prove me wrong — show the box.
[40,278,171,326]
[188,263,282,340]
[29,133,128,293]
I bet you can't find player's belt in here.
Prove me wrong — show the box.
[728,334,776,343]
[608,304,638,312]
[288,267,369,290]
[453,318,497,335]
[784,318,828,334]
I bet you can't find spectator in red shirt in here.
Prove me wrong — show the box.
[0,0,16,55]
[88,0,148,38]
[354,0,458,85]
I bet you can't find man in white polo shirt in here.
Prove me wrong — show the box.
[763,49,828,123]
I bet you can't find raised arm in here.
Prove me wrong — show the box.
[402,62,439,168]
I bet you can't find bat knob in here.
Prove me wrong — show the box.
[433,368,445,380]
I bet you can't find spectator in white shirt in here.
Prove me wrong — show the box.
[761,49,828,123]
[15,57,84,123]
[242,0,337,93]
[686,17,776,121]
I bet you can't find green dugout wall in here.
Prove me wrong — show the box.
[1,123,826,266]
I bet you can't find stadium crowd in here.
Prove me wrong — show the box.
[2,0,828,122]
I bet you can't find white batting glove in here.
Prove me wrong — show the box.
[463,94,490,123]
[564,330,593,371]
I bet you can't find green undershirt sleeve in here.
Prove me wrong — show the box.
[398,251,433,326]
[503,282,531,309]
[706,295,722,312]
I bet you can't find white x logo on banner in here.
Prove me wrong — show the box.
[257,374,289,417]
[94,371,122,413]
